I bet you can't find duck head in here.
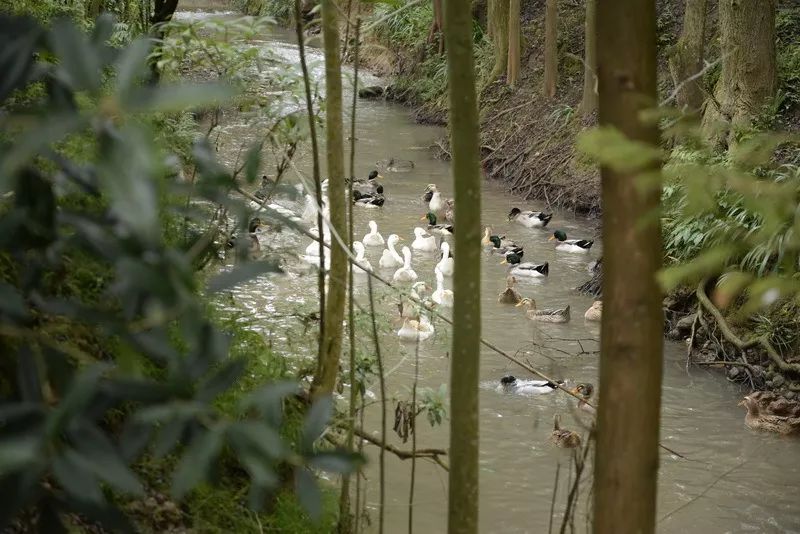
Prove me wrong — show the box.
[248,218,264,233]
[368,170,383,181]
[421,212,437,225]
[738,395,759,415]
[489,235,502,248]
[500,375,517,386]
[501,252,522,265]
[515,297,536,310]
[550,229,568,242]
[571,383,595,400]
[507,207,522,221]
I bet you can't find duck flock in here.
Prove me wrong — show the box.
[245,168,601,445]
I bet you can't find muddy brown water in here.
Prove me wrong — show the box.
[178,10,800,533]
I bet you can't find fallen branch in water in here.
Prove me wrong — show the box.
[696,281,800,375]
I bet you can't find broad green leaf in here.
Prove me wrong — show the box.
[114,38,151,101]
[294,467,322,521]
[576,126,663,173]
[49,18,101,92]
[72,424,144,496]
[16,347,42,402]
[196,358,246,402]
[123,83,234,113]
[53,451,103,503]
[657,245,738,292]
[241,380,299,426]
[301,396,333,451]
[0,434,41,475]
[172,426,225,499]
[46,364,108,437]
[0,16,42,102]
[228,421,287,460]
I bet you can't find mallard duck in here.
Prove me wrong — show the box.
[498,275,523,304]
[393,246,418,283]
[431,269,453,308]
[352,170,383,190]
[584,301,602,321]
[508,208,553,228]
[739,394,800,435]
[551,414,582,449]
[352,241,372,274]
[353,187,385,208]
[303,226,330,257]
[254,175,276,200]
[421,212,454,236]
[397,314,434,341]
[499,375,562,395]
[570,383,596,416]
[489,235,521,255]
[411,227,437,252]
[549,230,593,253]
[444,199,455,223]
[435,241,454,277]
[379,234,404,268]
[516,298,570,323]
[501,254,549,278]
[422,184,435,203]
[362,220,385,247]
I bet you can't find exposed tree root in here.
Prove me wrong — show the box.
[696,281,800,376]
[353,428,449,471]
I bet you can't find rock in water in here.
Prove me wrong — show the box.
[358,86,384,99]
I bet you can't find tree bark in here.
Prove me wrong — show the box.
[543,0,558,97]
[443,0,482,530]
[148,0,181,82]
[312,0,347,398]
[702,0,776,148]
[580,0,597,116]
[488,0,509,79]
[595,0,663,532]
[507,0,521,87]
[427,0,445,55]
[668,0,708,112]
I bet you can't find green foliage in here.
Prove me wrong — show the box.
[235,0,294,25]
[0,14,357,531]
[776,7,800,112]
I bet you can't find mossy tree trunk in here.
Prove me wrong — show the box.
[312,0,347,398]
[427,0,445,55]
[595,0,663,532]
[488,0,509,79]
[668,0,708,112]
[507,0,521,86]
[443,0,482,530]
[702,0,777,148]
[580,0,597,116]
[543,0,558,97]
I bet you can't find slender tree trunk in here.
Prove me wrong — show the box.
[668,0,708,112]
[488,0,509,79]
[702,0,776,148]
[543,0,558,97]
[427,0,445,54]
[148,0,181,82]
[507,0,521,87]
[312,0,347,398]
[594,0,663,532]
[443,0,482,530]
[580,0,597,116]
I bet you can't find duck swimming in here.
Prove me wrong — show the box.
[399,281,431,319]
[507,208,553,228]
[584,301,602,321]
[352,170,383,191]
[352,241,372,274]
[353,186,385,208]
[435,241,454,277]
[739,394,800,435]
[421,212,454,236]
[227,218,263,258]
[363,220,385,247]
[551,414,582,449]
[411,227,438,252]
[379,234,404,268]
[393,246,418,282]
[501,253,549,278]
[499,375,563,395]
[431,270,453,308]
[498,275,523,304]
[571,383,596,416]
[549,230,594,253]
[516,298,570,323]
[397,314,434,341]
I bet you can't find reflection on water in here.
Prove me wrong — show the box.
[185,11,800,534]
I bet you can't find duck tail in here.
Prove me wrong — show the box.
[537,262,549,276]
[541,213,553,225]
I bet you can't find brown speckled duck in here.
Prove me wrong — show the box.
[498,276,523,305]
[550,414,582,449]
[739,393,800,435]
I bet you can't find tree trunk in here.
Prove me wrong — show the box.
[580,0,597,116]
[312,0,347,398]
[148,0,181,82]
[702,0,776,148]
[507,0,520,87]
[443,0,482,530]
[668,0,708,112]
[543,0,558,97]
[427,0,445,55]
[488,0,509,79]
[595,0,663,532]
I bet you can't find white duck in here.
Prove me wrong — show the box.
[393,246,418,282]
[399,281,431,319]
[431,270,454,308]
[379,234,404,268]
[362,220,385,247]
[499,376,563,395]
[304,227,330,257]
[411,227,437,252]
[427,185,447,214]
[352,241,373,274]
[397,314,434,342]
[435,241,454,277]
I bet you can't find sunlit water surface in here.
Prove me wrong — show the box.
[178,10,800,533]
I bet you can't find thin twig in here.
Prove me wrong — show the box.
[658,461,745,523]
[367,277,387,534]
[353,427,449,471]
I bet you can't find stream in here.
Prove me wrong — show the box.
[179,10,800,533]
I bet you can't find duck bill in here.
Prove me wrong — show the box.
[548,236,556,241]
[420,215,427,221]
[500,259,507,265]
[514,301,524,307]
[377,174,385,180]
